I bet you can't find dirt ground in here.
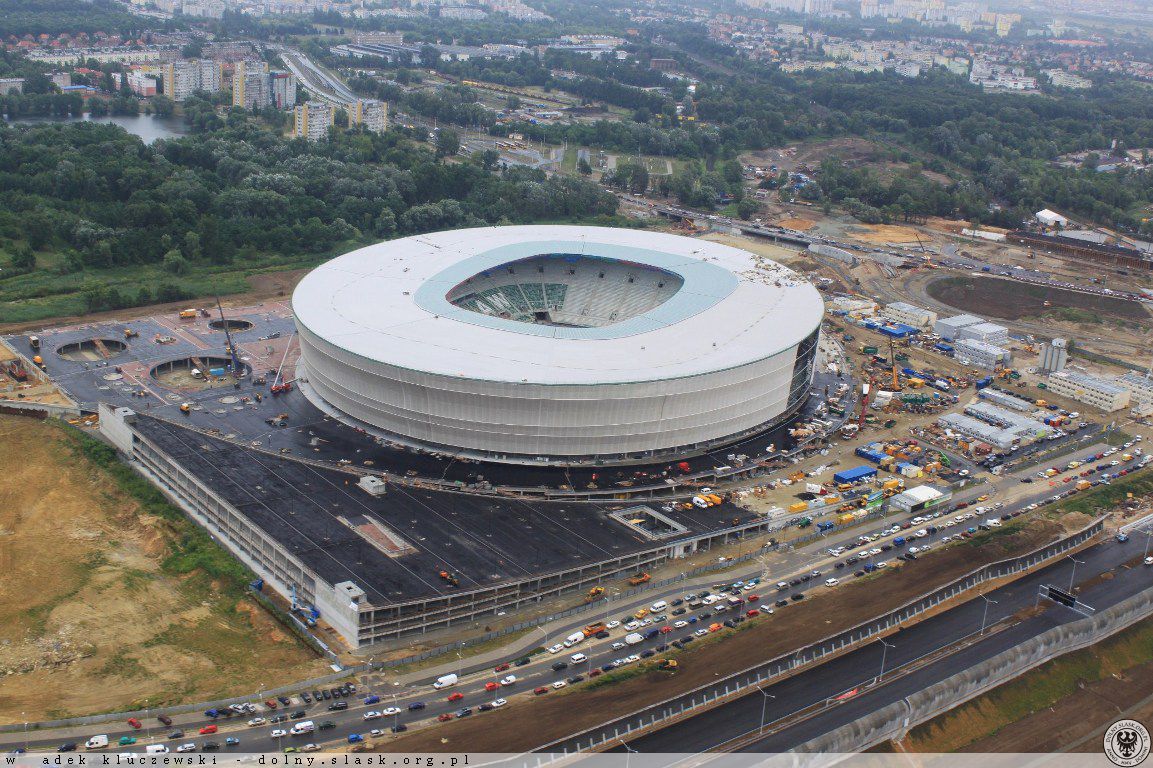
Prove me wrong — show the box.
[926,275,1152,325]
[0,339,74,407]
[779,217,817,231]
[0,415,327,723]
[852,224,924,245]
[699,233,820,271]
[902,613,1153,753]
[380,517,1073,752]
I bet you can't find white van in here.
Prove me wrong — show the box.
[146,745,170,754]
[570,653,587,664]
[563,631,585,647]
[433,673,459,689]
[85,735,109,750]
[290,720,315,736]
[650,600,668,612]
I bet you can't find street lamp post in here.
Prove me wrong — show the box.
[979,594,998,635]
[878,639,895,681]
[621,738,638,768]
[757,686,777,735]
[1143,527,1152,559]
[1067,555,1085,593]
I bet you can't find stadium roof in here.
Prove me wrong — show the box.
[293,225,824,385]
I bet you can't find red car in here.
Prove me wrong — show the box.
[157,715,172,727]
[494,663,511,673]
[199,725,218,736]
[659,625,673,634]
[534,686,548,695]
[746,609,760,617]
[747,594,759,602]
[127,718,142,729]
[484,682,499,692]
[265,699,278,709]
[447,692,464,702]
[437,713,454,722]
[589,669,602,678]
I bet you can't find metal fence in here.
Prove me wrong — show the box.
[538,516,1106,754]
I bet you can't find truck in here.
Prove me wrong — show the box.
[583,622,607,637]
[564,631,585,647]
[432,673,459,689]
[628,572,651,586]
[624,632,644,646]
[85,736,109,749]
[816,521,835,532]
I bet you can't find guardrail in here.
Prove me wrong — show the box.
[538,515,1106,754]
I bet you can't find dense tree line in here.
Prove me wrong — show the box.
[0,119,617,312]
[0,0,155,37]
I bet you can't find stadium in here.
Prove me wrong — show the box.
[293,225,825,466]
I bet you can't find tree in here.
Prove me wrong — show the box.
[11,245,35,271]
[576,157,592,176]
[435,129,460,159]
[163,249,189,276]
[736,198,759,220]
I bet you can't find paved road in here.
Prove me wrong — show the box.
[611,520,1153,754]
[3,465,1113,755]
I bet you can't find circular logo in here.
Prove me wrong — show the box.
[1104,719,1150,767]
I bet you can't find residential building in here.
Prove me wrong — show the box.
[1044,69,1092,89]
[881,301,936,328]
[1039,337,1069,374]
[0,78,25,94]
[649,58,678,71]
[233,60,270,109]
[955,321,1009,346]
[269,71,298,109]
[953,339,1011,370]
[1046,370,1130,412]
[294,101,333,141]
[126,70,159,97]
[352,99,388,133]
[50,72,71,89]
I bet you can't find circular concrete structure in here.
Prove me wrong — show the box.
[292,225,824,465]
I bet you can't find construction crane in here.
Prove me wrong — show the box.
[887,337,902,392]
[270,333,296,395]
[215,296,244,378]
[913,232,934,268]
[857,379,872,429]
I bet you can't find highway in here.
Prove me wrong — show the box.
[3,450,1132,755]
[276,47,357,107]
[612,517,1153,754]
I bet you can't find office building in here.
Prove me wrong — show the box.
[934,314,983,341]
[1046,371,1130,412]
[294,101,334,141]
[955,321,1009,345]
[881,301,937,329]
[953,339,1011,370]
[1039,337,1069,374]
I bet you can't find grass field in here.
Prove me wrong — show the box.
[0,416,327,723]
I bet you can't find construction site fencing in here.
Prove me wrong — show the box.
[796,578,1153,754]
[537,516,1105,754]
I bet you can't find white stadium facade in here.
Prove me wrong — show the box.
[293,225,824,466]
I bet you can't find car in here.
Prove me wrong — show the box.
[552,681,567,689]
[494,663,511,673]
[391,724,409,733]
[290,710,306,720]
[671,607,687,616]
[792,593,805,601]
[759,604,775,613]
[595,630,611,639]
[534,687,549,695]
[694,628,708,636]
[624,621,641,631]
[437,713,454,722]
[568,674,586,683]
[455,708,473,718]
[198,726,218,736]
[270,715,287,724]
[500,675,517,686]
[270,729,288,738]
[300,693,312,704]
[58,744,78,753]
[514,657,531,667]
[447,692,464,702]
[1117,533,1130,543]
[118,737,137,747]
[363,711,383,721]
[203,743,220,752]
[328,702,348,711]
[127,718,142,730]
[225,738,240,747]
[347,734,364,744]
[247,718,267,727]
[301,744,321,752]
[176,744,196,753]
[674,620,688,628]
[551,661,568,671]
[265,700,278,710]
[318,721,336,730]
[825,577,839,587]
[776,598,789,607]
[408,701,426,710]
[321,690,332,700]
[168,731,184,740]
[156,714,173,727]
[611,641,626,650]
[606,620,621,629]
[491,698,507,707]
[278,696,291,706]
[280,747,295,754]
[1145,556,1153,566]
[547,644,564,654]
[381,707,401,717]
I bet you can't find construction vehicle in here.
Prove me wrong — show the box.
[438,570,461,587]
[124,328,139,340]
[6,360,28,382]
[265,412,289,427]
[655,659,678,671]
[179,402,192,414]
[585,587,605,602]
[583,622,607,637]
[627,572,651,586]
[31,355,45,370]
[28,335,39,351]
[179,309,198,319]
[154,334,176,344]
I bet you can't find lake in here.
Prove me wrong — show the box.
[2,112,187,143]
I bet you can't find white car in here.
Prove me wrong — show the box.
[552,681,567,689]
[547,644,564,654]
[176,744,196,753]
[875,561,888,568]
[914,529,928,538]
[625,654,641,663]
[825,578,839,587]
[694,628,708,636]
[491,698,507,707]
[869,548,883,556]
[624,621,641,631]
[302,743,322,751]
[500,675,517,686]
[908,546,920,554]
[363,711,383,720]
[611,641,626,650]
[674,620,688,628]
[368,730,385,738]
[606,620,621,629]
[381,707,401,716]
[759,605,775,613]
[1145,556,1153,566]
[270,729,288,738]
[247,718,267,727]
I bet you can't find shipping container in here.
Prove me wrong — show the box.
[833,466,878,484]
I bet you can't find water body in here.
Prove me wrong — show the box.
[2,112,187,143]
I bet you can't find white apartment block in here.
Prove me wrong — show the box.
[881,301,937,328]
[353,99,388,134]
[1046,371,1130,412]
[953,339,1011,370]
[294,101,334,141]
